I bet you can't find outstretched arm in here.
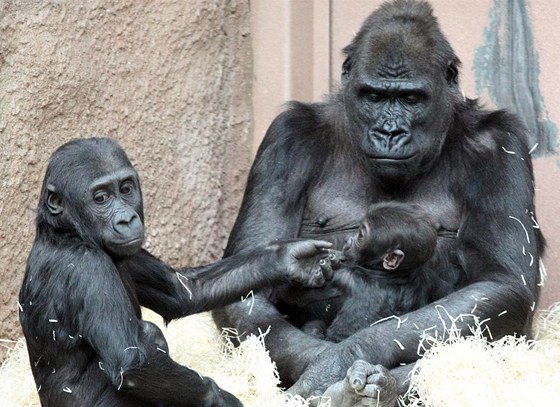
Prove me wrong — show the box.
[119,239,332,321]
[120,110,329,321]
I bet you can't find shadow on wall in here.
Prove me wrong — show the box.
[474,0,558,156]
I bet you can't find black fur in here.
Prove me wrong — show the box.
[19,138,331,406]
[311,202,453,343]
[211,0,545,402]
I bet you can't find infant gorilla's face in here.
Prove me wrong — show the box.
[342,222,369,263]
[342,220,405,271]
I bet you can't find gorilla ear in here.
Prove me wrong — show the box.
[341,56,353,83]
[341,43,354,84]
[445,58,460,87]
[46,184,63,215]
[382,249,405,271]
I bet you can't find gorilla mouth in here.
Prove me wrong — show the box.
[369,154,416,161]
[115,238,144,247]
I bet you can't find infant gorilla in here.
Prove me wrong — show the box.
[303,202,453,342]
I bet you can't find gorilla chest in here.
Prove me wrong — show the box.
[298,181,374,245]
[298,178,461,246]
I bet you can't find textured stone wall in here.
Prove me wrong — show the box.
[0,0,253,353]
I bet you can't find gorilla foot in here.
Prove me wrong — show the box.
[322,360,398,407]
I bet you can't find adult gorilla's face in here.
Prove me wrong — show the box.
[342,36,458,183]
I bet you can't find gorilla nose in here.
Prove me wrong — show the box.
[342,236,353,253]
[379,121,408,138]
[114,211,142,235]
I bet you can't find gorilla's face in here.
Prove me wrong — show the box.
[86,168,145,257]
[43,139,145,258]
[342,33,459,183]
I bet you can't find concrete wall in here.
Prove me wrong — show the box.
[0,0,253,353]
[251,0,560,309]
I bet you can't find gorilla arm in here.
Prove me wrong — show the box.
[72,251,240,406]
[120,239,332,321]
[290,122,544,397]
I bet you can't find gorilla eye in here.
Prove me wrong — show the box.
[94,192,110,204]
[403,92,428,105]
[358,87,385,102]
[120,182,134,195]
[403,94,419,104]
[364,91,387,104]
[367,93,384,102]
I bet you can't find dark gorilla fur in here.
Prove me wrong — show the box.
[298,202,452,343]
[210,0,545,404]
[19,138,332,407]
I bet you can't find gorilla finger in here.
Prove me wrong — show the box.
[356,383,381,399]
[319,260,334,279]
[294,240,332,259]
[314,240,333,250]
[365,365,393,385]
[346,362,369,391]
[327,249,344,268]
[365,372,390,387]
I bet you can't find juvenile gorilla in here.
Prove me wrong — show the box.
[19,138,331,407]
[212,0,545,403]
[302,202,452,343]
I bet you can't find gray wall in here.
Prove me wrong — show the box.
[0,0,253,355]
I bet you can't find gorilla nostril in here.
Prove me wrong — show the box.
[117,212,137,225]
[385,127,407,138]
[116,220,131,229]
[372,126,406,140]
[390,129,407,137]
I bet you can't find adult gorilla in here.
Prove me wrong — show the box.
[212,0,545,401]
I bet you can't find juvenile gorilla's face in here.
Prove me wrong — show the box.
[44,139,146,258]
[86,168,145,257]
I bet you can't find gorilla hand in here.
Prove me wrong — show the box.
[287,341,356,398]
[278,240,335,287]
[318,249,345,280]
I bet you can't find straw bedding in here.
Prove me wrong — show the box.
[1,304,559,406]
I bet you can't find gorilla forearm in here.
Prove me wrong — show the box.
[123,249,272,319]
[344,281,532,367]
[125,241,330,321]
[287,280,534,398]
